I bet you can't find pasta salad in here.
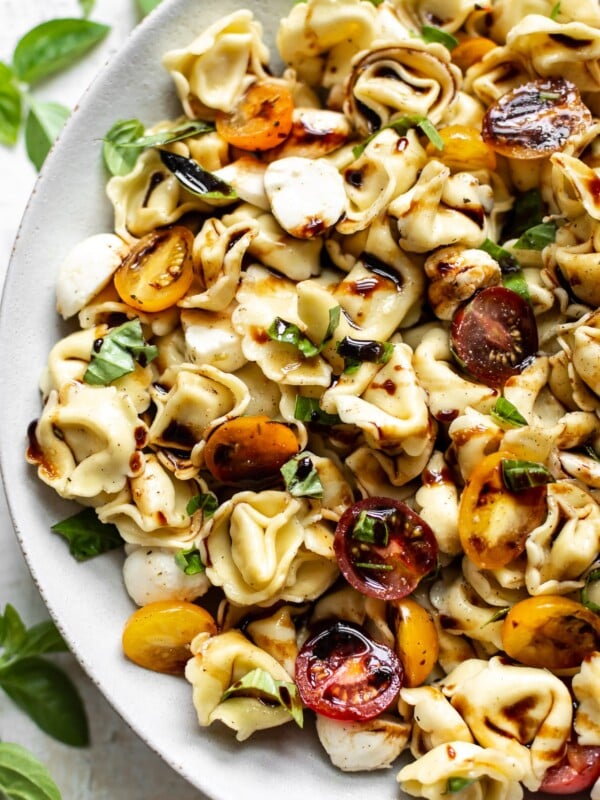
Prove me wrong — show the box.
[25,0,600,797]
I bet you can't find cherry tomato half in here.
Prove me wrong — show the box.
[502,595,600,671]
[458,450,548,570]
[122,600,217,675]
[450,286,538,388]
[391,597,439,688]
[482,77,592,160]
[203,415,299,486]
[295,621,403,721]
[216,81,294,152]
[540,744,600,795]
[333,498,438,601]
[114,226,195,312]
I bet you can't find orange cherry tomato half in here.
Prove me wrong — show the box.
[334,497,438,601]
[458,450,547,570]
[502,595,600,671]
[540,744,600,795]
[203,415,299,486]
[391,597,439,688]
[114,226,195,312]
[122,600,217,674]
[451,286,538,389]
[215,81,294,152]
[295,621,403,721]
[482,77,592,160]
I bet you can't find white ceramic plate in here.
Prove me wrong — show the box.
[0,2,578,799]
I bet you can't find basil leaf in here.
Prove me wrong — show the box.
[0,742,61,800]
[336,336,393,373]
[174,547,205,576]
[221,668,304,728]
[513,220,557,251]
[17,621,68,659]
[268,305,340,358]
[581,568,600,614]
[0,63,22,146]
[159,150,237,200]
[186,492,218,518]
[119,119,214,150]
[0,605,27,662]
[446,777,478,793]
[501,459,552,492]
[12,19,110,85]
[102,118,145,176]
[0,657,89,746]
[51,507,123,561]
[490,397,527,429]
[280,453,324,498]
[294,395,341,425]
[83,318,158,385]
[0,609,66,668]
[352,115,443,159]
[24,100,69,171]
[137,0,164,14]
[353,509,389,546]
[79,0,95,16]
[421,25,458,50]
[550,1,561,19]
[502,189,545,241]
[478,238,531,302]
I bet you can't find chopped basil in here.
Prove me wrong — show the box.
[221,668,304,728]
[581,568,600,614]
[336,336,393,373]
[445,777,478,793]
[354,562,394,571]
[353,509,389,546]
[550,1,561,19]
[490,397,527,429]
[478,238,531,302]
[268,305,340,359]
[513,220,557,251]
[502,189,545,241]
[174,547,205,576]
[482,607,510,626]
[501,459,552,492]
[539,90,561,102]
[352,115,443,159]
[51,508,123,561]
[280,453,324,499]
[186,492,218,519]
[83,318,158,386]
[116,119,215,150]
[102,118,145,176]
[294,395,342,426]
[421,25,459,50]
[159,149,237,200]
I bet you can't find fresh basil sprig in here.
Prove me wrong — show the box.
[221,668,304,728]
[353,509,389,546]
[0,605,89,747]
[83,318,158,386]
[0,742,62,800]
[281,453,324,498]
[352,115,443,159]
[51,507,123,561]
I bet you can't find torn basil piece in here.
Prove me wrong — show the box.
[420,25,458,50]
[102,118,146,176]
[352,509,389,546]
[159,149,237,200]
[490,397,527,429]
[268,305,340,359]
[294,396,341,426]
[352,115,443,159]
[513,220,557,251]
[51,508,123,561]
[221,668,304,728]
[83,318,158,386]
[336,336,393,373]
[478,238,531,302]
[186,492,218,519]
[581,568,600,614]
[501,459,552,492]
[280,453,324,499]
[174,547,205,576]
[446,777,479,793]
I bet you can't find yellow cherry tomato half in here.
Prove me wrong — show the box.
[215,81,294,152]
[502,595,600,671]
[392,597,439,687]
[458,450,548,570]
[114,226,195,312]
[427,125,497,172]
[122,600,217,674]
[451,36,497,72]
[203,414,299,486]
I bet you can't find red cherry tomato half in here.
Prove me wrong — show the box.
[450,286,538,388]
[295,621,403,721]
[333,497,438,601]
[540,744,600,795]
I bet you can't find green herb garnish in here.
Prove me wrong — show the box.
[83,318,158,386]
[421,25,459,50]
[478,238,531,302]
[268,305,340,359]
[581,568,600,614]
[174,547,205,576]
[353,509,389,546]
[513,220,557,251]
[0,742,62,800]
[352,115,443,159]
[445,776,478,793]
[294,396,342,426]
[102,118,145,176]
[501,459,552,492]
[221,668,304,728]
[550,1,561,20]
[490,397,528,429]
[186,492,218,519]
[159,149,237,200]
[51,507,123,561]
[280,453,324,498]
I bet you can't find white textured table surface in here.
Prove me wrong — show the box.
[0,1,206,797]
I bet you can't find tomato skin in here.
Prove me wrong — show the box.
[334,497,438,601]
[391,597,439,688]
[540,744,600,795]
[122,600,217,675]
[502,595,600,671]
[295,621,403,721]
[216,81,294,152]
[458,450,547,570]
[450,286,538,388]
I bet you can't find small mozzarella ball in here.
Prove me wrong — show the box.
[425,245,501,320]
[56,233,128,319]
[264,156,347,239]
[315,714,410,772]
[123,546,210,607]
